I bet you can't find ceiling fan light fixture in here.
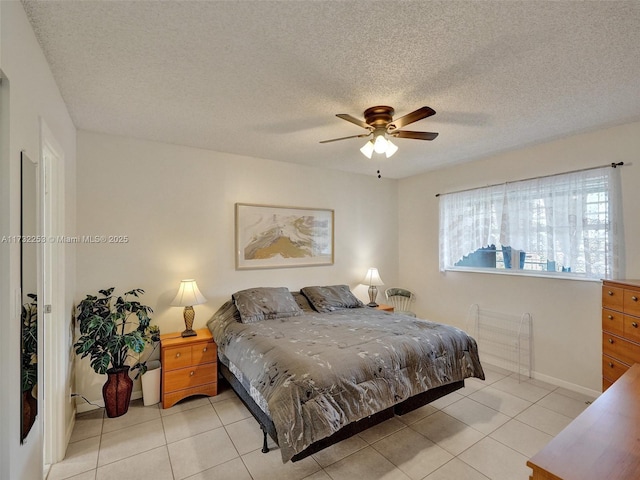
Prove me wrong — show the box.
[385,139,398,158]
[322,105,438,163]
[360,140,374,159]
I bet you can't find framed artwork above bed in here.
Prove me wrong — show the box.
[235,203,334,270]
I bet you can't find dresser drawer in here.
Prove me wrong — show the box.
[602,286,624,312]
[602,333,640,366]
[602,309,624,336]
[624,290,640,317]
[623,315,640,343]
[162,345,193,370]
[164,362,217,393]
[602,355,629,383]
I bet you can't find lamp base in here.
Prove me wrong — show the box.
[182,306,197,337]
[367,285,379,308]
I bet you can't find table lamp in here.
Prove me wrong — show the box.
[362,268,384,307]
[170,279,207,337]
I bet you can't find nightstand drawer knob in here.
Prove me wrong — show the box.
[632,296,638,302]
[609,338,615,344]
[176,352,181,358]
[608,315,614,320]
[608,291,614,296]
[190,371,195,376]
[203,347,207,352]
[633,322,638,328]
[609,362,614,368]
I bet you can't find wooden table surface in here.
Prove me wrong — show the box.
[527,363,640,480]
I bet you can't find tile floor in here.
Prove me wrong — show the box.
[47,365,597,480]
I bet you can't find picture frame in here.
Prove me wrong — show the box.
[235,203,334,270]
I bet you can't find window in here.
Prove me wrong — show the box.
[439,166,623,279]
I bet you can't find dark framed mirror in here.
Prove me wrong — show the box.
[21,150,38,442]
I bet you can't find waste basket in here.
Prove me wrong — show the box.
[141,360,161,406]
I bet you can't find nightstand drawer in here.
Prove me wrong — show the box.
[164,362,217,393]
[193,341,216,364]
[162,341,216,371]
[162,346,193,370]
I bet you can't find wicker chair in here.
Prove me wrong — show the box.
[384,288,416,317]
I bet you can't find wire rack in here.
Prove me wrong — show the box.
[466,304,532,382]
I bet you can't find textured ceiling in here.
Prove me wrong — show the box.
[21,0,640,178]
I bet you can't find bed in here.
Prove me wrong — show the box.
[207,285,485,463]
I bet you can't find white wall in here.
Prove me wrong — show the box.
[75,131,399,405]
[398,121,640,394]
[0,2,77,479]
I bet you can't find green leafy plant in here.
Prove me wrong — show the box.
[74,288,153,377]
[21,293,38,393]
[148,324,160,342]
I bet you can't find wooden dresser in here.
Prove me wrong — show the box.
[528,363,640,480]
[602,279,640,391]
[160,328,217,408]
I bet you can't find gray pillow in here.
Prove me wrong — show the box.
[300,285,364,313]
[291,291,315,312]
[232,287,303,324]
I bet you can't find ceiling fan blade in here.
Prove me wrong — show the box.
[319,133,371,144]
[388,106,436,130]
[336,114,372,130]
[390,130,439,141]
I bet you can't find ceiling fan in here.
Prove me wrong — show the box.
[320,105,439,158]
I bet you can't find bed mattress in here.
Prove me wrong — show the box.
[208,299,484,462]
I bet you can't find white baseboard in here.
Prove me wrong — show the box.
[483,361,601,398]
[530,370,601,398]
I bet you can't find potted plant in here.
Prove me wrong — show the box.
[21,293,38,437]
[74,288,153,417]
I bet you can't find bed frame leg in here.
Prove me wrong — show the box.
[260,425,270,453]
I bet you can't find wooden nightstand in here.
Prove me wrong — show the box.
[374,304,394,312]
[160,328,217,408]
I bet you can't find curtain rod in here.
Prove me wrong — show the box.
[435,162,624,198]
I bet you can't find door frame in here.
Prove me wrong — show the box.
[40,118,67,467]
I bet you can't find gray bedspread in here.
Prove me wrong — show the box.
[208,302,484,462]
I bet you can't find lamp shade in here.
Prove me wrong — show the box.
[170,279,207,307]
[362,268,384,286]
[360,140,374,159]
[385,139,398,158]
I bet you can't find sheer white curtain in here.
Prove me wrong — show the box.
[439,183,505,272]
[439,166,622,279]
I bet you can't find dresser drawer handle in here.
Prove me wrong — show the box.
[175,352,181,358]
[608,291,614,296]
[633,296,638,302]
[190,371,195,376]
[609,362,614,368]
[633,322,638,328]
[609,338,615,344]
[203,347,207,352]
[608,315,614,320]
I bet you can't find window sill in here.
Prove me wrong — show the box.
[443,267,602,282]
